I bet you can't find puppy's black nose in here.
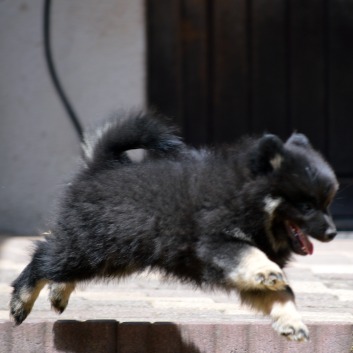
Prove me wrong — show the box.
[326,230,337,241]
[324,214,337,241]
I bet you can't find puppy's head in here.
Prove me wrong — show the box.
[249,133,339,256]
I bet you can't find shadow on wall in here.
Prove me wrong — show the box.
[53,321,204,353]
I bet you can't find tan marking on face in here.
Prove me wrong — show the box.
[264,196,282,216]
[270,154,283,170]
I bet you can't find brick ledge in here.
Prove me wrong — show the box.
[0,321,352,353]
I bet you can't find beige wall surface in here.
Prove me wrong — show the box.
[0,0,145,233]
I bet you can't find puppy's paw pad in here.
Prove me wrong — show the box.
[273,318,309,342]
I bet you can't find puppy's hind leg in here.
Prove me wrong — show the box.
[49,282,76,314]
[10,260,47,325]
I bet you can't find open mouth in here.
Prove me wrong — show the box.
[285,221,314,256]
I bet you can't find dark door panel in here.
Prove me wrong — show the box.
[147,0,353,228]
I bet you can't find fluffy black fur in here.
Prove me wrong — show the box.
[10,111,338,341]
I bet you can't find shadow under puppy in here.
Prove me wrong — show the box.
[10,111,338,341]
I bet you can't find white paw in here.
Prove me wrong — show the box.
[271,299,309,342]
[253,265,287,290]
[228,248,288,291]
[272,316,309,342]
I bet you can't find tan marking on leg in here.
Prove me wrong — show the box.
[10,279,47,324]
[227,247,287,291]
[19,280,47,309]
[49,282,76,314]
[240,288,309,342]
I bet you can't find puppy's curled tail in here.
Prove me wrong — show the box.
[82,111,184,168]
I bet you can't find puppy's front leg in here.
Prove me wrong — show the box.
[225,247,308,341]
[239,286,309,342]
[227,247,288,291]
[270,289,309,341]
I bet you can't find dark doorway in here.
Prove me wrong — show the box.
[146,0,353,229]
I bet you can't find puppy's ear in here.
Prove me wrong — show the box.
[285,133,311,148]
[249,134,285,176]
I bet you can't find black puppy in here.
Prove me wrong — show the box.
[10,111,338,341]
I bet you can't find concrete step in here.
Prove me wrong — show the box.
[0,321,352,353]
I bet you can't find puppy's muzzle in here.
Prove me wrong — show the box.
[325,227,337,241]
[323,215,337,241]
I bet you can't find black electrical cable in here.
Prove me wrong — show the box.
[43,0,84,142]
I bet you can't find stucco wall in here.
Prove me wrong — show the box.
[0,0,145,234]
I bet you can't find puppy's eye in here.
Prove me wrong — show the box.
[297,202,315,214]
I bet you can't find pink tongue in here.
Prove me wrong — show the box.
[299,233,314,255]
